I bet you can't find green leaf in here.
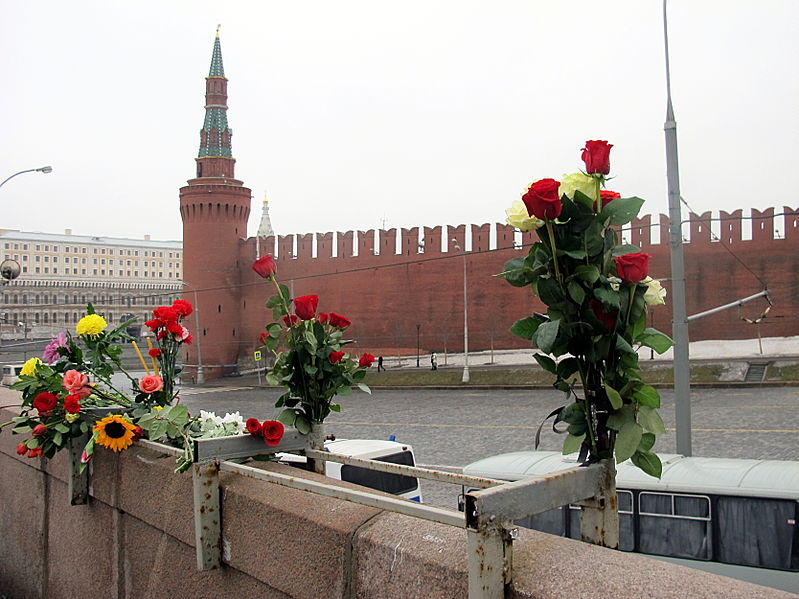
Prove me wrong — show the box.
[630,310,646,342]
[53,431,63,447]
[54,423,70,433]
[631,450,662,479]
[510,317,540,341]
[356,383,371,394]
[638,432,656,452]
[606,405,635,431]
[556,357,579,379]
[295,414,312,434]
[604,383,623,410]
[304,364,318,376]
[267,323,282,338]
[329,404,341,412]
[338,385,353,396]
[639,328,673,354]
[638,406,666,434]
[498,257,538,288]
[533,354,557,374]
[567,281,585,305]
[277,409,297,427]
[265,372,280,386]
[573,265,600,285]
[562,433,585,455]
[534,320,560,354]
[615,334,635,355]
[559,402,585,426]
[633,385,661,408]
[537,277,564,306]
[12,425,33,435]
[303,329,318,351]
[615,420,643,463]
[562,249,586,259]
[593,287,620,310]
[602,196,645,226]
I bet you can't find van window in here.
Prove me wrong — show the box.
[340,451,417,495]
[638,492,711,560]
[716,497,797,571]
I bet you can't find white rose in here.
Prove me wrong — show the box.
[642,277,667,305]
[505,200,544,232]
[558,173,597,205]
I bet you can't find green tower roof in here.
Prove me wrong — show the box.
[208,29,225,77]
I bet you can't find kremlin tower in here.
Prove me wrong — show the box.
[179,29,251,382]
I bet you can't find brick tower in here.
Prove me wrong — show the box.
[180,29,251,382]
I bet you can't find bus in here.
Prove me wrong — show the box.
[461,451,799,594]
[280,438,422,502]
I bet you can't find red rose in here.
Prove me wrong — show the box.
[16,442,28,456]
[521,178,562,220]
[27,447,43,458]
[317,312,329,324]
[172,299,193,317]
[148,348,162,358]
[614,252,651,284]
[597,190,621,210]
[294,295,319,320]
[32,424,47,436]
[327,313,351,329]
[63,394,81,414]
[359,353,375,368]
[252,255,276,278]
[258,332,269,345]
[152,306,179,323]
[246,418,262,436]
[33,391,58,415]
[581,140,613,175]
[262,420,284,446]
[132,426,144,441]
[329,351,345,364]
[282,314,299,327]
[589,299,618,330]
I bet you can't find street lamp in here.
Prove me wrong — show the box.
[416,323,421,367]
[0,166,53,189]
[451,239,470,383]
[182,282,204,385]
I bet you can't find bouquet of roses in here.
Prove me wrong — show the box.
[253,255,375,435]
[501,140,672,478]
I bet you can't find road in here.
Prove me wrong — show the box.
[181,383,799,507]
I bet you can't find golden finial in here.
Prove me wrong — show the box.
[216,24,221,38]
[263,191,269,204]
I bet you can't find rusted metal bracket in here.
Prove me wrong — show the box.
[193,461,221,570]
[67,432,90,505]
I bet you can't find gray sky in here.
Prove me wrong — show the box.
[3,0,797,241]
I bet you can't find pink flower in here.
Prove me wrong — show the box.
[42,332,68,364]
[139,375,164,394]
[63,370,91,398]
[80,450,92,464]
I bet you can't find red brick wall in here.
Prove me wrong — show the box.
[226,207,798,364]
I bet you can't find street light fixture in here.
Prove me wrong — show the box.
[0,166,53,189]
[451,239,470,383]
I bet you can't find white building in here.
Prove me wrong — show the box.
[0,229,182,340]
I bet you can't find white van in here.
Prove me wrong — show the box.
[461,450,799,594]
[1,364,24,387]
[280,438,423,502]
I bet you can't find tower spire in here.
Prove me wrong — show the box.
[195,29,233,177]
[257,192,275,238]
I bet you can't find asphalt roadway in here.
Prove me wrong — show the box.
[180,381,799,508]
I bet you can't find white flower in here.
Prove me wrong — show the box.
[642,277,667,305]
[558,173,597,205]
[505,200,544,232]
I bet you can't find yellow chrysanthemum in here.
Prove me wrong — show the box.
[94,414,136,452]
[20,357,42,377]
[76,314,108,337]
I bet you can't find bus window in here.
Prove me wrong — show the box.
[565,491,634,550]
[518,507,565,536]
[340,451,418,495]
[716,497,797,571]
[638,492,711,560]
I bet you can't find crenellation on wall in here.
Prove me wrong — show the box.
[400,227,420,256]
[337,231,354,258]
[422,226,442,255]
[784,206,799,241]
[719,209,743,244]
[357,230,375,257]
[276,234,294,260]
[379,228,397,256]
[317,232,333,259]
[471,223,491,252]
[296,233,313,259]
[751,207,775,243]
[689,211,713,245]
[495,223,515,249]
[449,224,466,253]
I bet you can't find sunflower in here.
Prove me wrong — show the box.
[94,414,137,452]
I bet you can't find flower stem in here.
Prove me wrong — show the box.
[546,221,562,284]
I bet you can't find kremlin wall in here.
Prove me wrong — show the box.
[178,33,798,379]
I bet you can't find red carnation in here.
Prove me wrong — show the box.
[156,330,167,340]
[132,426,144,441]
[589,299,618,331]
[294,295,319,320]
[16,443,28,456]
[262,420,285,446]
[33,391,58,415]
[359,353,375,368]
[252,255,277,279]
[183,333,193,345]
[245,418,262,436]
[32,424,47,436]
[282,314,299,327]
[148,348,162,358]
[144,319,162,332]
[581,140,613,175]
[522,178,562,220]
[63,394,81,414]
[329,351,345,364]
[172,299,193,317]
[152,306,179,323]
[27,447,43,458]
[614,252,651,284]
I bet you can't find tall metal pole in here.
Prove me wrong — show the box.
[462,252,470,383]
[663,0,691,456]
[192,288,205,385]
[0,166,53,189]
[416,324,421,367]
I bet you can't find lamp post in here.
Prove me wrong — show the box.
[415,323,421,367]
[182,282,204,385]
[451,240,470,383]
[0,166,53,189]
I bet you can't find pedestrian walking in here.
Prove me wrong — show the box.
[377,356,384,372]
[431,352,438,370]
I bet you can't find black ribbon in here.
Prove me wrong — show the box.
[534,405,568,449]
